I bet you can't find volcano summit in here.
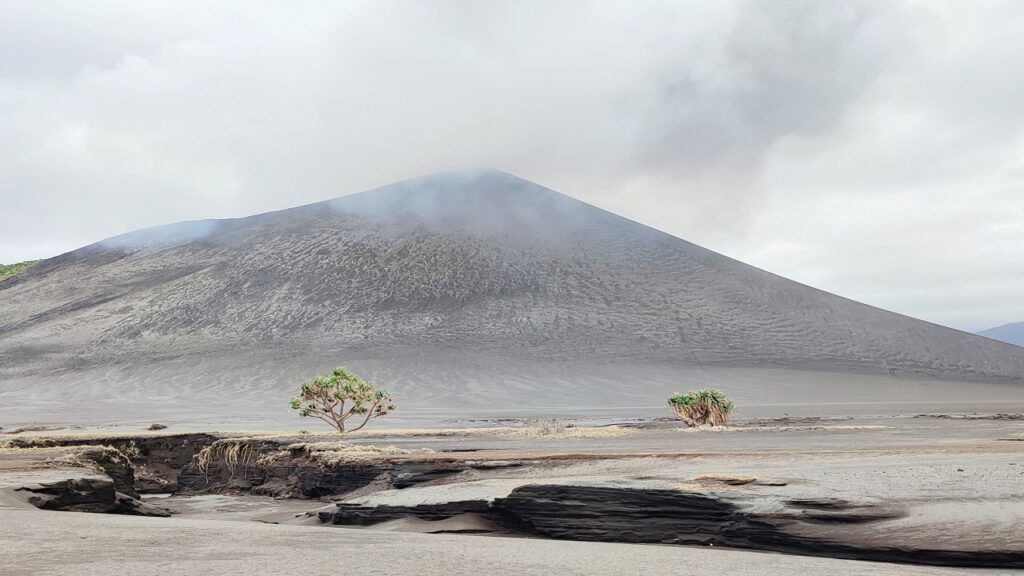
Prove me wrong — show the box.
[1,170,1021,426]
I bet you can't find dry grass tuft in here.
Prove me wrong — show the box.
[195,439,262,478]
[497,425,634,440]
[233,425,635,441]
[320,428,480,439]
[677,424,890,433]
[0,430,179,441]
[4,424,636,449]
[27,445,134,477]
[195,438,421,474]
[533,420,569,436]
[0,444,77,456]
[0,441,130,464]
[217,429,474,440]
[282,442,414,467]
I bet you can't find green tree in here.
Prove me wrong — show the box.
[667,389,734,427]
[289,367,394,433]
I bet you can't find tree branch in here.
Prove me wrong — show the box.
[347,398,383,433]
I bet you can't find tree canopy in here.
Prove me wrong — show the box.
[289,367,394,433]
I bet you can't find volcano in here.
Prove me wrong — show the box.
[1,170,1021,426]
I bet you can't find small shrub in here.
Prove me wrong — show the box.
[289,367,394,433]
[668,389,735,427]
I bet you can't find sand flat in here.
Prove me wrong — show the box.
[0,508,1012,576]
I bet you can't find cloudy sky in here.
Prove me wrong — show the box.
[1,1,1022,332]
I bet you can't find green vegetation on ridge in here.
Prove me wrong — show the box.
[0,260,37,281]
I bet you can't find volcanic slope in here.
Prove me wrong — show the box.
[0,170,1021,424]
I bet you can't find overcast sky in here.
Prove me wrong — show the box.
[1,1,1022,332]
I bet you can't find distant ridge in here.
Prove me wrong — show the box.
[978,322,1024,347]
[1,169,1022,424]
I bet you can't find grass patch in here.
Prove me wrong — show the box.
[194,438,419,477]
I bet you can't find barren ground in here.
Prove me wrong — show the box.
[1,412,1021,574]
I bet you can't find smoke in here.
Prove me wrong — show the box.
[98,219,220,251]
[325,169,621,241]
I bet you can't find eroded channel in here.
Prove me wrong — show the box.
[3,431,1022,569]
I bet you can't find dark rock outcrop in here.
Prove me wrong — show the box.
[493,484,766,545]
[322,499,491,526]
[178,456,470,498]
[16,476,170,517]
[18,477,117,512]
[317,481,1024,568]
[490,484,1024,569]
[8,433,218,494]
[77,447,139,498]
